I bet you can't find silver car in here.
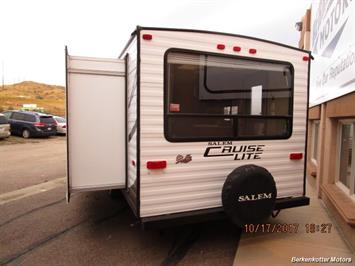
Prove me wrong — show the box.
[53,116,67,135]
[0,113,11,139]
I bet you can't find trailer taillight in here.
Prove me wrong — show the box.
[289,153,303,160]
[217,44,225,50]
[249,48,257,54]
[147,160,167,169]
[142,34,152,40]
[233,46,241,52]
[303,56,310,61]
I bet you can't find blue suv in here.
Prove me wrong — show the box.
[3,111,57,138]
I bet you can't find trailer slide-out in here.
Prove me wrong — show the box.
[65,26,311,227]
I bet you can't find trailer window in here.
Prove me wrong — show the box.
[165,51,293,142]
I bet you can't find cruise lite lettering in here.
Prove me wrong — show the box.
[203,142,265,160]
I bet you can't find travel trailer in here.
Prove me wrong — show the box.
[65,26,311,227]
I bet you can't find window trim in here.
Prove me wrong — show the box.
[163,48,295,143]
[336,120,355,202]
[311,120,320,165]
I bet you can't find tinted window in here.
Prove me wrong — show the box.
[2,112,11,119]
[23,114,36,122]
[40,116,55,123]
[165,51,293,141]
[0,116,8,124]
[11,112,26,121]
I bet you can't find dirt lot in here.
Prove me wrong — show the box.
[0,136,66,194]
[0,136,40,146]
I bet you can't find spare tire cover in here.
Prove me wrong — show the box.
[222,164,277,226]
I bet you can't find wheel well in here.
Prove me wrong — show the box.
[21,127,32,136]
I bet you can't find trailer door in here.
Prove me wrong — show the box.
[65,49,126,201]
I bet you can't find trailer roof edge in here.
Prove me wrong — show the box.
[133,26,311,54]
[118,26,139,59]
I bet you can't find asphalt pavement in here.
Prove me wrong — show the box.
[0,186,240,265]
[0,137,240,265]
[1,137,354,265]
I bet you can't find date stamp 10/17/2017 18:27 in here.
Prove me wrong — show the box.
[244,223,333,234]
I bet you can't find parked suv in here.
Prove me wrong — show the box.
[4,111,57,138]
[0,113,11,139]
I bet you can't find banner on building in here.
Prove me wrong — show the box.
[311,0,355,106]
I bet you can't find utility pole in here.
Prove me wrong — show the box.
[1,61,4,90]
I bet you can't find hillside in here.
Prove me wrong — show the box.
[0,81,65,116]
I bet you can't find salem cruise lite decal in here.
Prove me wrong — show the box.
[203,141,265,160]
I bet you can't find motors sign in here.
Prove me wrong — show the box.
[312,0,352,57]
[310,0,355,106]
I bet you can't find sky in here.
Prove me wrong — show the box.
[0,0,311,86]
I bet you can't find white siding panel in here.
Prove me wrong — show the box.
[138,30,309,217]
[123,38,138,192]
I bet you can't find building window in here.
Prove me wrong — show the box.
[311,121,320,163]
[337,121,355,201]
[165,50,294,142]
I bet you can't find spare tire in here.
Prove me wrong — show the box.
[222,164,277,227]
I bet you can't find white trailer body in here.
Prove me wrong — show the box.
[66,27,311,225]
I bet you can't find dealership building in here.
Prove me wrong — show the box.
[299,1,355,249]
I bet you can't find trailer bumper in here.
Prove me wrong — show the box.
[141,196,310,228]
[274,196,310,210]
